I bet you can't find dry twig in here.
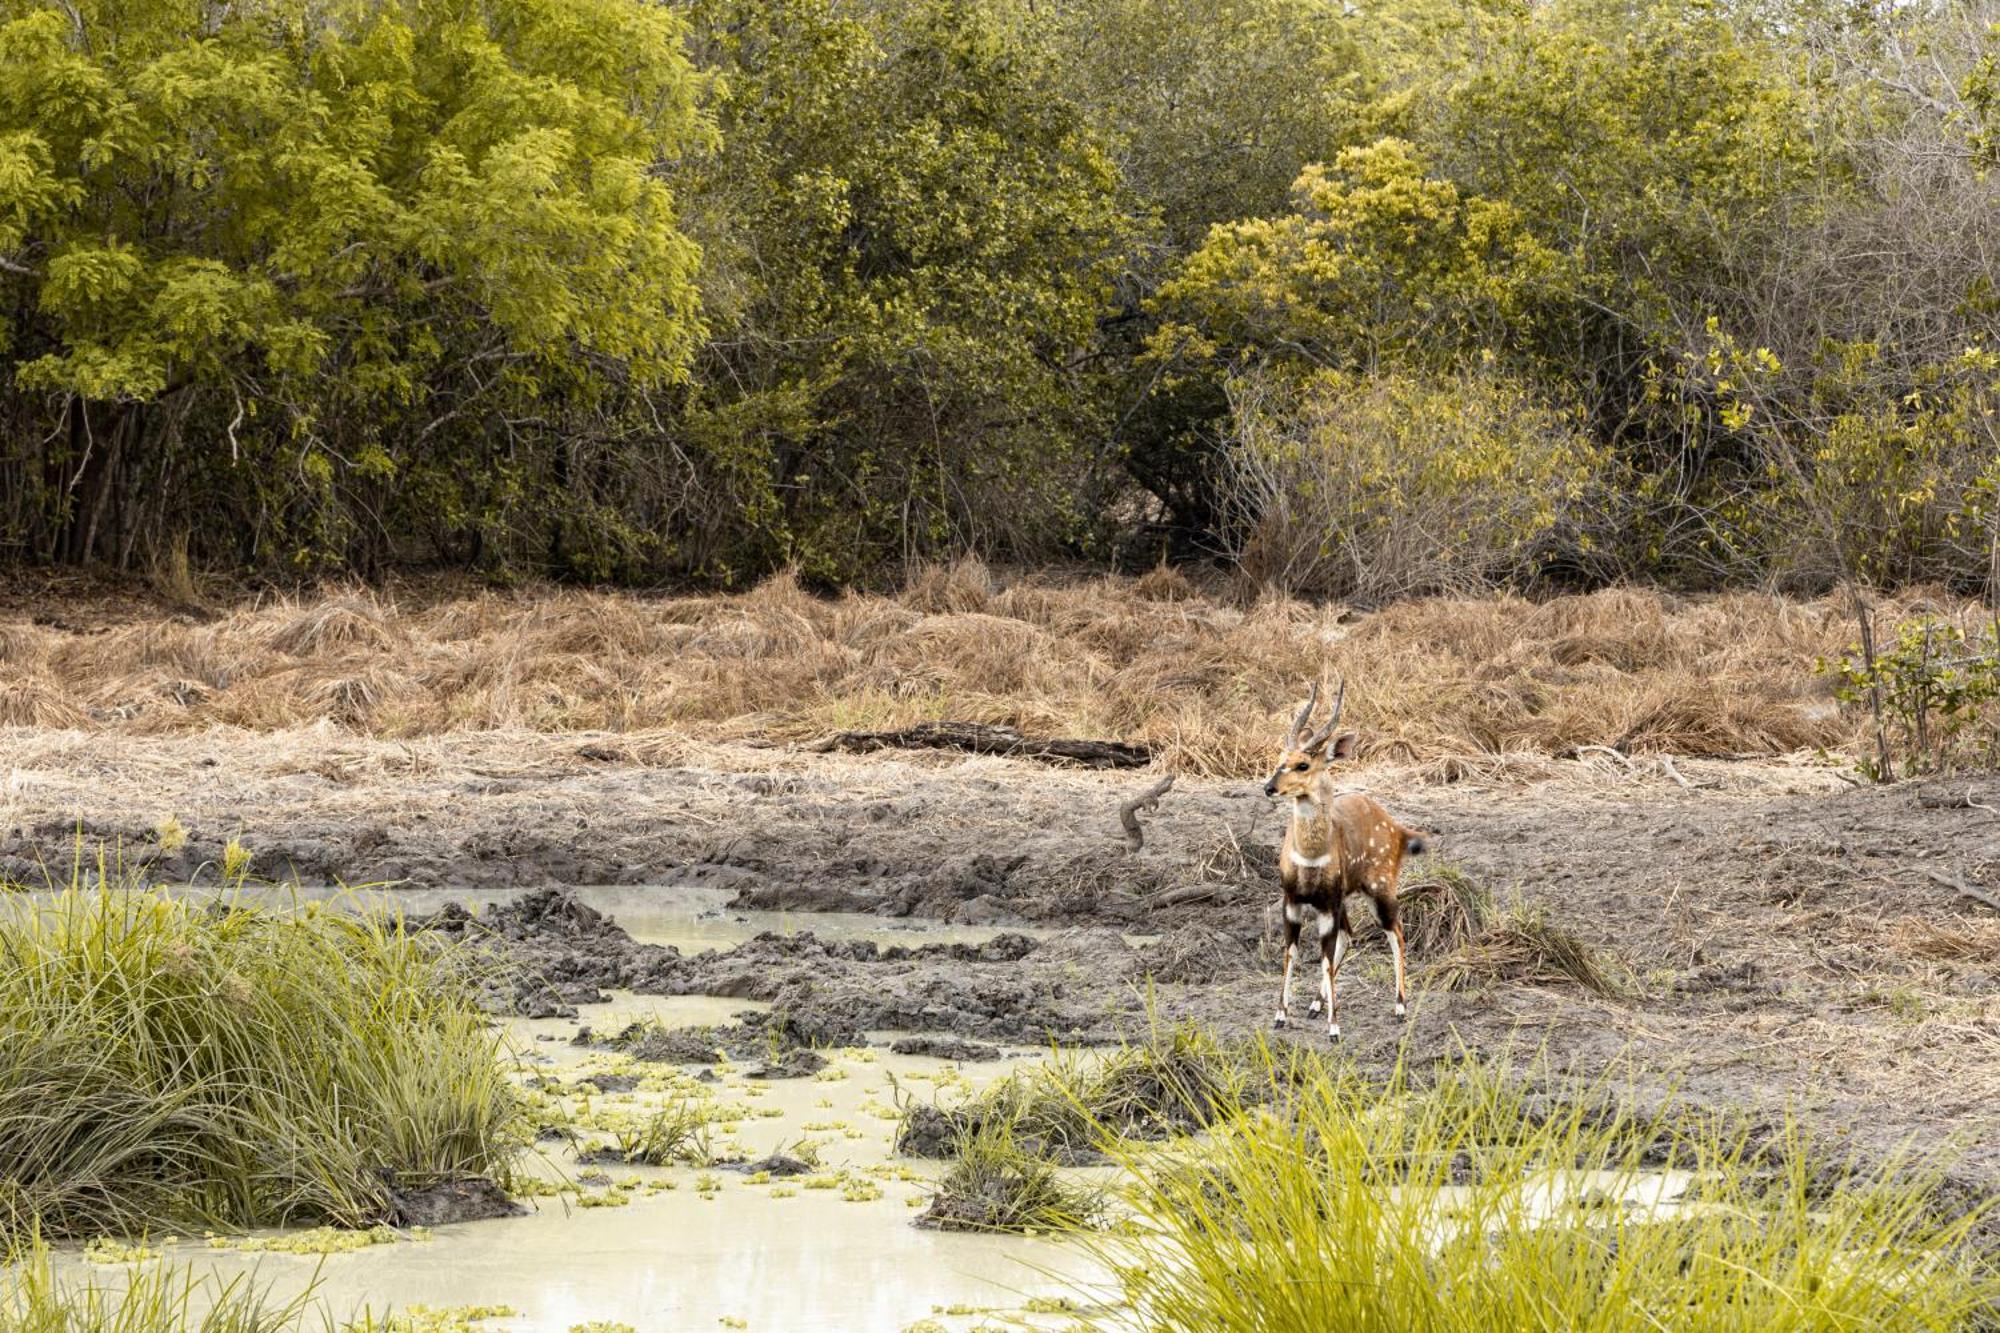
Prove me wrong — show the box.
[1117,775,1176,854]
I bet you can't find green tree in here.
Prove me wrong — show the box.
[670,0,1130,583]
[1150,137,1559,376]
[1033,0,1379,555]
[0,0,708,573]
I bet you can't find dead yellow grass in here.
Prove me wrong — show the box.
[0,561,1955,777]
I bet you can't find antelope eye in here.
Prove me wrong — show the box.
[1293,761,1309,771]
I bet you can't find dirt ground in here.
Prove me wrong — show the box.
[3,726,1997,1231]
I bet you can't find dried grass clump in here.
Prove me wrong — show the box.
[1147,924,1259,984]
[1431,906,1621,996]
[1887,915,2000,964]
[262,592,401,657]
[0,622,47,664]
[900,556,996,614]
[1396,862,1493,956]
[1,571,1938,777]
[0,673,89,728]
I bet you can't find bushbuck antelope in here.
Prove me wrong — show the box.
[1263,680,1427,1039]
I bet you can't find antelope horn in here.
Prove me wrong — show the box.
[1286,681,1320,748]
[1305,677,1346,751]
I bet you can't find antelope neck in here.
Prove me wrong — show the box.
[1288,789,1335,858]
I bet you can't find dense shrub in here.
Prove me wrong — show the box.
[0,0,709,576]
[0,0,1997,596]
[1222,370,1607,602]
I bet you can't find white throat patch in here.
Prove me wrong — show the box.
[1287,849,1333,870]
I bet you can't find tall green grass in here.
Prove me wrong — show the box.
[0,878,524,1242]
[1,1238,316,1331]
[1070,1048,1998,1331]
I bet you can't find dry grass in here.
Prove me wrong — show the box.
[1886,915,2000,964]
[1397,862,1494,956]
[1430,907,1623,997]
[0,561,1958,777]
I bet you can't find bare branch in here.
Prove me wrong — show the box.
[1118,774,1176,854]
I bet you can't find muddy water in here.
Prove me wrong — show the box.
[120,882,1050,953]
[48,991,1114,1332]
[29,882,1163,954]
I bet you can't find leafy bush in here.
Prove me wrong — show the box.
[1222,369,1609,601]
[1150,138,1557,377]
[669,0,1130,582]
[0,880,525,1241]
[1830,614,2000,777]
[0,0,708,574]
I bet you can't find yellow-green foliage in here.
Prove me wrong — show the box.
[361,1306,520,1333]
[81,1236,163,1264]
[1152,138,1558,375]
[208,1224,427,1254]
[1223,368,1606,600]
[1831,613,2000,778]
[0,0,708,574]
[0,0,1997,600]
[1074,1049,2000,1331]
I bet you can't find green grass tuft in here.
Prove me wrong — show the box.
[1073,1047,1999,1330]
[915,1115,1100,1234]
[0,869,526,1243]
[1,1237,317,1331]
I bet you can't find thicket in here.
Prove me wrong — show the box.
[2,0,1998,595]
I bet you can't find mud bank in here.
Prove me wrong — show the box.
[3,728,1997,1233]
[417,885,1156,1043]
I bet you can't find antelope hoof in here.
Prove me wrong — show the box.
[1307,999,1322,1017]
[1272,1012,1289,1030]
[1326,1023,1341,1042]
[1394,1002,1408,1019]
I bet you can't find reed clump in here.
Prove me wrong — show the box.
[915,1116,1101,1233]
[901,1022,1267,1169]
[1056,1048,1999,1330]
[0,565,1952,776]
[1,1239,317,1331]
[0,873,526,1244]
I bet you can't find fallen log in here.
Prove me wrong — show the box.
[809,721,1153,769]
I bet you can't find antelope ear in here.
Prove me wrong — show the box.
[1328,732,1359,760]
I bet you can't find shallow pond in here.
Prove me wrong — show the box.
[23,881,1166,955]
[44,990,1113,1332]
[20,881,1049,953]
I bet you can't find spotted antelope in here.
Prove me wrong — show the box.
[1263,680,1428,1039]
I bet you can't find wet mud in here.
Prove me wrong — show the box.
[4,731,1996,1236]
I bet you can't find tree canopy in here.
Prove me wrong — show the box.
[1,0,1996,596]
